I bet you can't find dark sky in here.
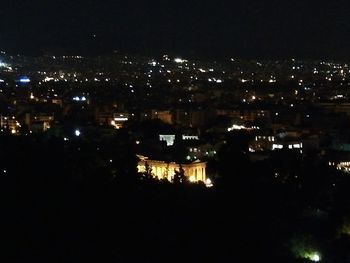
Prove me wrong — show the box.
[0,0,349,59]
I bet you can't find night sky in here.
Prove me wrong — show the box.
[0,0,349,59]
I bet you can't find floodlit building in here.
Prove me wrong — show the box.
[25,113,54,132]
[137,155,206,183]
[0,115,21,134]
[111,113,130,129]
[151,110,173,124]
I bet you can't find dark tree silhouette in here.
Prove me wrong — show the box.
[173,164,188,184]
[143,161,154,180]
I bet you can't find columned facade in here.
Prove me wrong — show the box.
[137,155,206,183]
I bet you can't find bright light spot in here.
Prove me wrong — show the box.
[75,129,81,137]
[19,77,30,83]
[310,254,320,262]
[228,124,259,131]
[114,117,128,122]
[205,178,213,188]
[159,135,176,146]
[43,77,54,82]
[272,144,283,150]
[174,58,187,63]
[189,176,196,182]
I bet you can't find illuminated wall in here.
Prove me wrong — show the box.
[137,156,206,183]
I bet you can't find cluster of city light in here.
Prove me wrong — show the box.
[335,161,350,173]
[208,78,223,83]
[227,124,260,131]
[43,77,55,82]
[174,58,188,64]
[62,56,83,59]
[255,136,275,142]
[72,96,87,102]
[272,143,303,150]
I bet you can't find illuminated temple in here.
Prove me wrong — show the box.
[137,155,207,183]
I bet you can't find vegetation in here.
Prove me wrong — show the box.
[2,130,350,262]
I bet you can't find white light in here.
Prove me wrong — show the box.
[114,117,128,122]
[272,144,283,150]
[43,77,54,82]
[19,77,30,83]
[310,253,321,262]
[174,58,187,63]
[159,135,176,146]
[75,129,81,137]
[228,124,259,131]
[205,178,213,188]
